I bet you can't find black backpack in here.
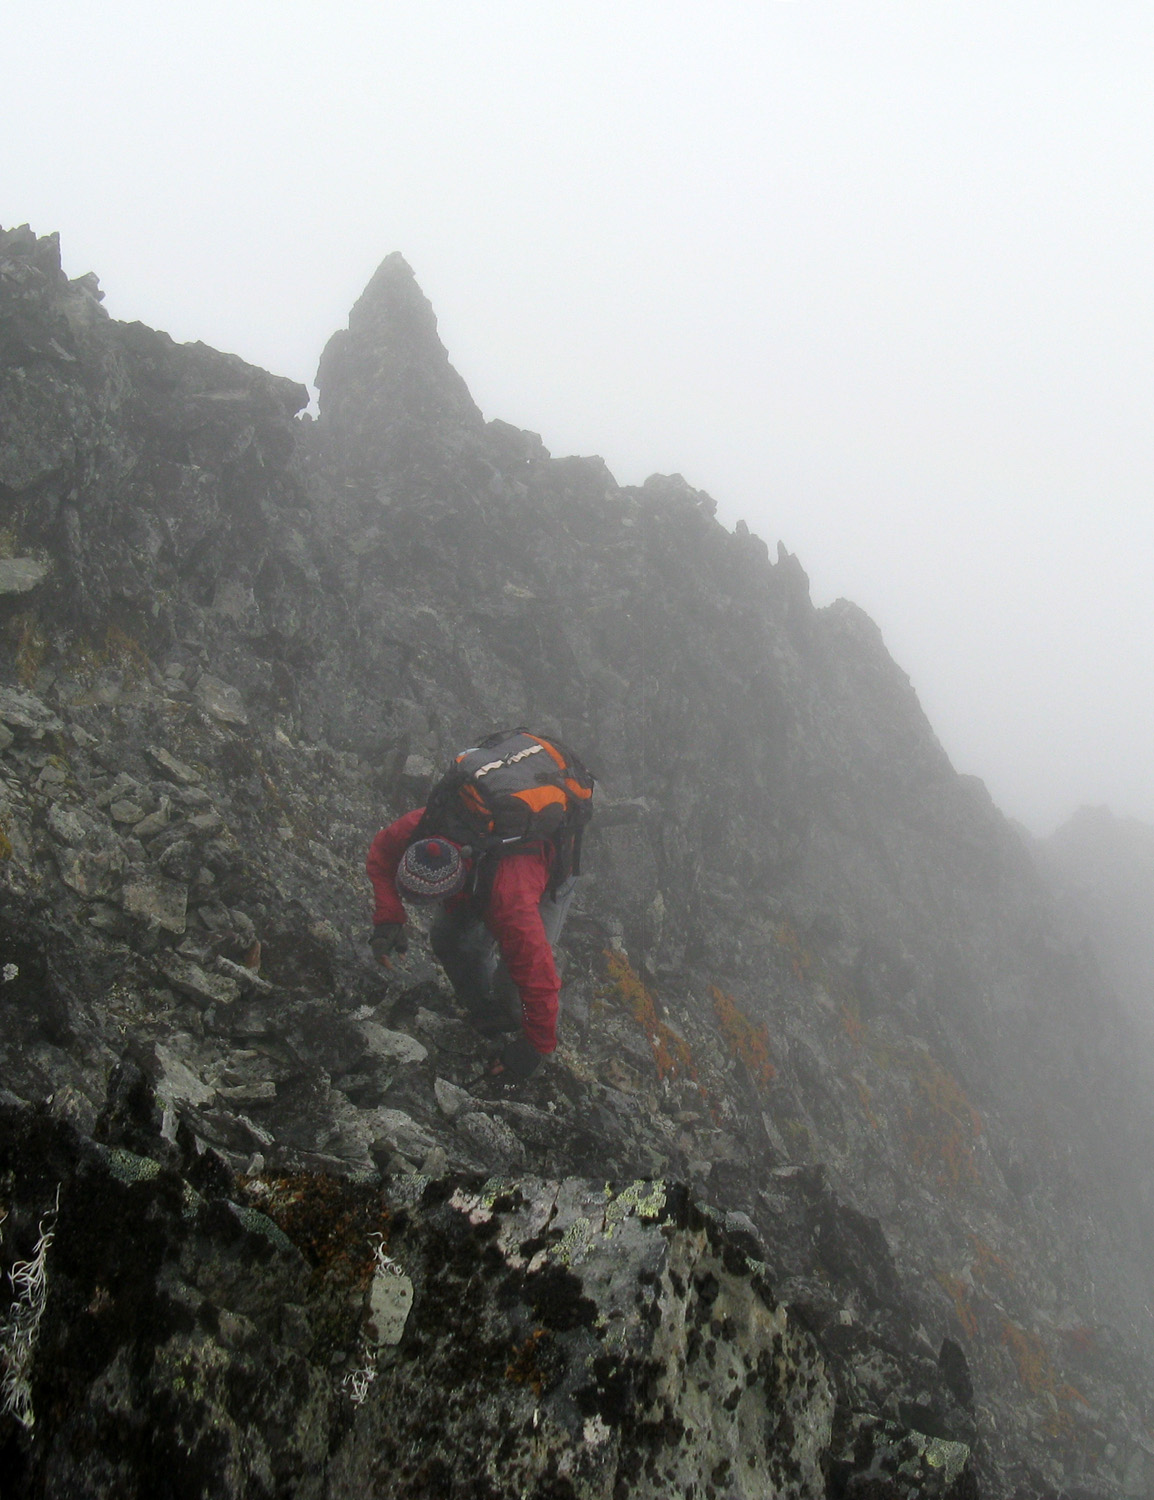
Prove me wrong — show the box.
[415,729,594,899]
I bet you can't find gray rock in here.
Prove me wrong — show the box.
[399,752,436,787]
[145,745,203,785]
[120,874,189,934]
[324,1175,845,1499]
[132,802,170,838]
[47,802,93,846]
[0,685,62,735]
[214,956,273,995]
[152,1040,217,1107]
[217,1079,277,1104]
[56,845,125,900]
[86,903,134,936]
[156,951,240,1006]
[367,1107,438,1162]
[366,1261,415,1347]
[358,1019,428,1066]
[156,837,199,881]
[195,673,248,726]
[456,1110,526,1168]
[0,556,50,593]
[433,1076,473,1119]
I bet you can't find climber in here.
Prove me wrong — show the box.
[365,731,593,1083]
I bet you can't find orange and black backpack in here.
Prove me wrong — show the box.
[415,729,594,898]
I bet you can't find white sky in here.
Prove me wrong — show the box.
[5,1,1153,835]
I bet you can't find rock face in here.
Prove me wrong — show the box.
[1,222,1153,1496]
[315,250,486,478]
[0,1089,977,1500]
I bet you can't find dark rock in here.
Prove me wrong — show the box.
[315,250,485,478]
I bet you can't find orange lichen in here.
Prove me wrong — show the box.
[710,985,774,1089]
[59,625,152,692]
[853,1078,881,1132]
[969,1235,1012,1285]
[775,920,811,982]
[1061,1326,1097,1358]
[243,1172,390,1292]
[506,1328,550,1395]
[1002,1319,1091,1437]
[12,613,47,688]
[1003,1320,1049,1391]
[839,1004,866,1049]
[912,1126,979,1192]
[104,624,151,675]
[906,1051,984,1193]
[935,1271,979,1340]
[604,951,701,1088]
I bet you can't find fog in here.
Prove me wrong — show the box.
[6,1,1153,835]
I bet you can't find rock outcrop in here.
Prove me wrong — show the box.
[2,221,1154,1496]
[0,1086,978,1499]
[315,250,486,477]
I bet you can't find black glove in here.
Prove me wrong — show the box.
[369,923,408,962]
[488,1035,544,1082]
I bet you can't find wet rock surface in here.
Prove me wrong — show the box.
[1,222,1153,1495]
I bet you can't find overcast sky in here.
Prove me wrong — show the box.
[6,1,1153,835]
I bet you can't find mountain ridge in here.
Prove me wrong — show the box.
[1,222,1152,1498]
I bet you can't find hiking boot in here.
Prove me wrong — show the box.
[466,1005,521,1039]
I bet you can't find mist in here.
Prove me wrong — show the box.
[5,0,1153,834]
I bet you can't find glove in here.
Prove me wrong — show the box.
[370,923,408,962]
[488,1035,544,1082]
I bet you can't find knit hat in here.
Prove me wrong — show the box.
[396,837,467,900]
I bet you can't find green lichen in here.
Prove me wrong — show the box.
[227,1202,296,1254]
[550,1182,667,1262]
[381,1172,431,1208]
[922,1436,971,1480]
[105,1147,161,1184]
[605,1179,666,1227]
[553,1215,595,1268]
[478,1177,518,1212]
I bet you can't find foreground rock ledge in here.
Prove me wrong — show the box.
[0,1100,975,1499]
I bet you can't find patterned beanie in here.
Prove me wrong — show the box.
[396,837,467,900]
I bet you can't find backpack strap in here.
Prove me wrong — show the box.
[466,847,499,917]
[415,728,595,906]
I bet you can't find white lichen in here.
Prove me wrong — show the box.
[339,1236,412,1406]
[0,1187,60,1430]
[341,1360,379,1406]
[368,1232,405,1277]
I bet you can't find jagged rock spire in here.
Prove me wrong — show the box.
[315,252,484,472]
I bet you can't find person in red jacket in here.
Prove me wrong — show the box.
[365,806,578,1081]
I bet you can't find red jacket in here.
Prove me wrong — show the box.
[366,808,560,1054]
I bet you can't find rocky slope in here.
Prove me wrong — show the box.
[2,222,1153,1497]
